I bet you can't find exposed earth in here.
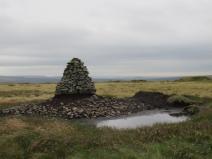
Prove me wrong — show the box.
[0,91,189,119]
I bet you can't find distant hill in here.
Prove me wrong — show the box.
[176,76,212,82]
[0,76,61,83]
[0,76,181,83]
[1,75,210,83]
[95,76,181,82]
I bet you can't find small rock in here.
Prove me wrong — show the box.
[72,107,78,111]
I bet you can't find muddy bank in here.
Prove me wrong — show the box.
[0,91,189,119]
[132,91,170,108]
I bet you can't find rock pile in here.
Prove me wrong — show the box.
[0,91,190,119]
[0,96,149,119]
[55,58,96,96]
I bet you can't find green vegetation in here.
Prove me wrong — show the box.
[167,95,195,105]
[183,105,200,115]
[0,108,211,159]
[0,81,212,158]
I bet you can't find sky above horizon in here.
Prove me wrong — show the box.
[0,0,211,77]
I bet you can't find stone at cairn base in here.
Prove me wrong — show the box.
[55,58,96,99]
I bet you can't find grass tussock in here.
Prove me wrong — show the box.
[167,95,194,105]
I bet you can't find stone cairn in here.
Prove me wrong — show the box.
[55,58,96,96]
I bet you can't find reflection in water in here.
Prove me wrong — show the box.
[96,111,188,129]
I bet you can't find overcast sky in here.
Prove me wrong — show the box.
[0,0,211,77]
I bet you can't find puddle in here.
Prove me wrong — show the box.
[95,109,188,129]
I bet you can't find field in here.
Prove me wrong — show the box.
[0,81,212,159]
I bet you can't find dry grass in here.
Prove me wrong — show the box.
[3,118,27,130]
[96,81,212,98]
[0,84,55,108]
[34,120,75,137]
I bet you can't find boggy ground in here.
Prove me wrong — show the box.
[0,91,180,119]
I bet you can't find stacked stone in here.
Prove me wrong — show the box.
[55,58,96,96]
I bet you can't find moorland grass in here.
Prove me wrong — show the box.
[0,81,212,158]
[0,108,211,159]
[1,81,212,108]
[96,81,212,98]
[0,84,55,108]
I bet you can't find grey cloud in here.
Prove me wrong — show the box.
[0,0,211,76]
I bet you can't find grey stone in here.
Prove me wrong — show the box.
[72,107,78,111]
[55,58,96,96]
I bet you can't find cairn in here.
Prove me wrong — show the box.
[55,58,96,97]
